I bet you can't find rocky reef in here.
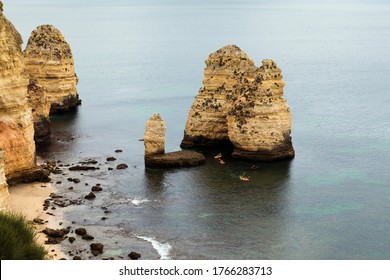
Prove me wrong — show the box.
[23,24,80,114]
[181,45,294,161]
[0,3,48,185]
[144,114,205,167]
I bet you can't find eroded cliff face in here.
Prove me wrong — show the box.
[23,25,80,114]
[181,45,294,161]
[27,80,51,143]
[227,59,294,160]
[181,45,256,148]
[144,113,166,157]
[0,9,37,176]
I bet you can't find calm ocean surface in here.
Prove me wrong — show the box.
[5,0,390,259]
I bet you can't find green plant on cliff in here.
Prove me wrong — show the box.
[0,211,47,260]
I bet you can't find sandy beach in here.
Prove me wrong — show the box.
[8,182,66,260]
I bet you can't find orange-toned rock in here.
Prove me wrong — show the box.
[0,3,48,184]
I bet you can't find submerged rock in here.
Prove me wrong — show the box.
[181,45,294,161]
[23,24,81,113]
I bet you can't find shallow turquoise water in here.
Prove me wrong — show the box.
[4,0,390,259]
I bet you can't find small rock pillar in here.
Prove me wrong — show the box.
[144,113,166,157]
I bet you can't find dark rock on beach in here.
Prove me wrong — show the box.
[116,163,128,169]
[107,157,116,161]
[82,234,94,241]
[43,227,70,238]
[128,252,141,260]
[68,237,76,243]
[91,186,103,192]
[90,243,104,256]
[75,228,87,236]
[69,165,99,171]
[85,192,96,200]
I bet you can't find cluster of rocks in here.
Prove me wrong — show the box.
[181,45,295,161]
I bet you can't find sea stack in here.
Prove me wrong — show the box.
[144,114,205,167]
[181,45,256,148]
[227,59,294,161]
[181,45,294,161]
[23,25,80,114]
[144,113,166,157]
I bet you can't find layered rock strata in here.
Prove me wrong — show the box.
[181,45,294,161]
[23,24,80,114]
[227,59,294,160]
[181,45,256,148]
[27,80,51,143]
[0,3,48,184]
[144,114,205,167]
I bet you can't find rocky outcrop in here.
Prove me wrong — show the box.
[181,45,294,161]
[0,3,49,184]
[144,113,166,157]
[144,114,205,167]
[23,24,80,114]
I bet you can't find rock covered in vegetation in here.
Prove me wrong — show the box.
[0,5,44,182]
[23,25,80,113]
[181,45,294,161]
[144,113,166,157]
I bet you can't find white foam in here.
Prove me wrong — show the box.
[135,235,172,260]
[130,198,149,206]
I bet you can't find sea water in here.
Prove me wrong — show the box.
[4,0,390,259]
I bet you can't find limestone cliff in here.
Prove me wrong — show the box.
[144,113,166,157]
[0,3,48,184]
[0,8,36,175]
[23,25,80,113]
[181,45,294,161]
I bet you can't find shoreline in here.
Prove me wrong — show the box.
[8,182,66,260]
